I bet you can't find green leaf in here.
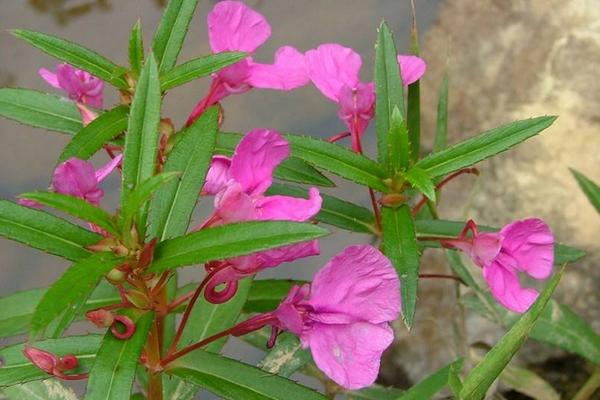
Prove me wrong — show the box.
[0,335,101,387]
[433,74,449,153]
[216,133,335,187]
[375,21,405,167]
[148,107,219,240]
[406,84,420,164]
[459,266,566,399]
[0,88,82,135]
[346,385,403,400]
[244,279,304,313]
[151,221,328,272]
[30,252,123,339]
[129,20,144,76]
[121,54,162,237]
[382,205,420,328]
[19,191,118,236]
[59,105,128,162]
[0,282,118,339]
[84,312,154,400]
[12,30,128,89]
[571,168,600,215]
[397,359,463,400]
[463,294,600,366]
[415,116,556,179]
[152,0,199,74]
[258,333,311,378]
[167,351,327,400]
[403,167,436,202]
[160,52,246,90]
[0,200,100,261]
[388,107,411,173]
[120,172,180,235]
[2,380,79,400]
[284,134,388,191]
[267,184,376,234]
[415,219,586,265]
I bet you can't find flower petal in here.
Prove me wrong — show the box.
[38,68,61,88]
[247,46,310,90]
[214,182,257,223]
[397,54,427,86]
[256,187,322,221]
[307,322,393,390]
[52,158,98,199]
[229,129,289,195]
[309,245,401,324]
[257,240,320,269]
[203,155,232,195]
[95,154,122,183]
[306,43,362,102]
[207,0,271,53]
[483,259,539,313]
[500,218,554,279]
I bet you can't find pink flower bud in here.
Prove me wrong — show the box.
[86,309,115,328]
[23,346,57,374]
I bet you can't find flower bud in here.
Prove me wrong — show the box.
[380,193,406,208]
[23,347,57,374]
[58,354,78,371]
[86,309,115,328]
[105,268,127,285]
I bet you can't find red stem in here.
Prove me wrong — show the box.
[327,131,351,143]
[412,168,479,216]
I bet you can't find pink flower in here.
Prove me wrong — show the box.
[235,245,400,389]
[39,63,104,108]
[185,1,309,125]
[305,44,426,152]
[443,219,554,313]
[201,129,322,302]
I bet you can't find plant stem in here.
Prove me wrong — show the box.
[412,168,479,215]
[419,273,466,285]
[573,366,600,400]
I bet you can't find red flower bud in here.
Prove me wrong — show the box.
[86,309,115,328]
[23,346,57,374]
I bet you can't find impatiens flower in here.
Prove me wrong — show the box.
[39,63,104,108]
[305,43,426,152]
[201,129,322,301]
[232,245,401,389]
[185,0,309,125]
[442,219,554,313]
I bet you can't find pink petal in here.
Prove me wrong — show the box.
[207,0,271,53]
[274,284,310,335]
[215,59,253,93]
[38,68,61,89]
[203,155,232,195]
[55,64,104,107]
[500,218,554,280]
[305,43,362,102]
[256,187,322,221]
[337,81,375,147]
[257,240,320,269]
[95,154,122,183]
[247,46,310,90]
[307,322,394,390]
[214,182,257,223]
[397,55,426,86]
[309,245,401,324]
[483,258,539,313]
[18,198,44,209]
[76,104,98,126]
[52,158,99,199]
[229,129,289,196]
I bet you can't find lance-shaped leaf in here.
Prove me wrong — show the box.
[0,282,118,339]
[415,219,586,265]
[19,191,118,236]
[152,0,199,74]
[267,184,376,234]
[460,266,565,399]
[151,221,328,272]
[0,335,102,387]
[403,166,436,202]
[148,107,218,240]
[0,200,100,261]
[216,133,334,187]
[571,169,600,215]
[11,30,128,89]
[406,8,421,164]
[284,134,388,191]
[166,351,327,400]
[388,107,411,173]
[129,20,144,77]
[121,54,161,236]
[433,74,449,153]
[0,88,82,135]
[375,21,405,168]
[2,380,79,400]
[59,105,128,162]
[84,312,154,400]
[120,172,180,235]
[160,52,246,91]
[382,205,420,328]
[244,279,305,313]
[415,116,556,179]
[258,333,311,378]
[397,359,463,400]
[30,252,123,339]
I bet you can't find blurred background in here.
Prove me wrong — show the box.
[1,0,599,398]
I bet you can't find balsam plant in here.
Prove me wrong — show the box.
[0,1,598,399]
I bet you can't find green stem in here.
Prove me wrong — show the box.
[573,366,600,400]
